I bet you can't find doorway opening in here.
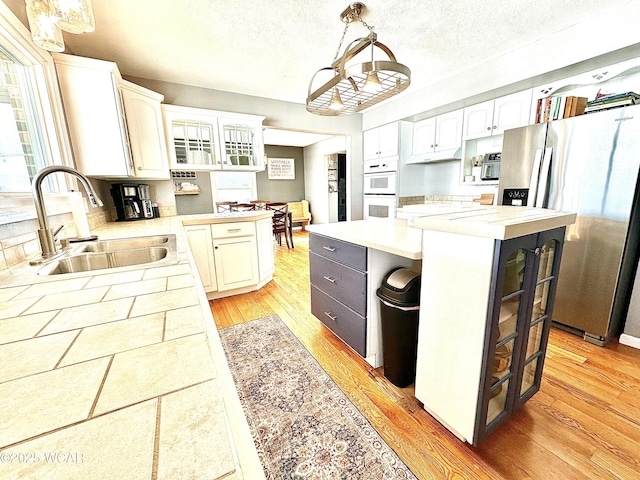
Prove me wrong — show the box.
[337,153,347,221]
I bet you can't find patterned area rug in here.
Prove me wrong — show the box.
[219,314,417,479]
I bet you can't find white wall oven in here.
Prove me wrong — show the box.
[363,158,397,218]
[363,194,396,219]
[364,171,396,195]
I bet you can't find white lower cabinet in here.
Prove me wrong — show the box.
[184,224,217,293]
[185,217,273,299]
[213,234,258,291]
[256,217,275,282]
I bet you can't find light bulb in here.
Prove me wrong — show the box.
[25,0,65,52]
[363,71,383,93]
[49,0,95,33]
[329,88,343,110]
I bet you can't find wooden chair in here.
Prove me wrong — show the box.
[229,203,256,211]
[216,201,237,213]
[250,200,269,210]
[266,202,293,249]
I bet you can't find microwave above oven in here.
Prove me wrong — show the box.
[364,172,396,195]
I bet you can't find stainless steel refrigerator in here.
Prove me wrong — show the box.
[498,105,640,345]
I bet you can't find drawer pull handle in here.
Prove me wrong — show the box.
[323,276,336,283]
[322,246,336,252]
[227,228,242,232]
[324,312,337,321]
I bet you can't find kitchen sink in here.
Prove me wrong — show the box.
[44,248,169,274]
[38,234,178,276]
[82,235,170,252]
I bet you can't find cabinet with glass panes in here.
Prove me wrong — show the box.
[217,115,265,170]
[476,227,566,444]
[162,105,218,169]
[162,105,265,171]
[415,224,568,446]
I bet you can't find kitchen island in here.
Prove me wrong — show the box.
[308,207,577,445]
[0,212,268,480]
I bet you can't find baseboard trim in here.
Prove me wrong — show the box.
[619,333,640,350]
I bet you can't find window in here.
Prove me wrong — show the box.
[0,46,48,192]
[214,171,257,202]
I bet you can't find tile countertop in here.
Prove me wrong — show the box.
[411,206,577,240]
[0,212,267,480]
[306,218,423,260]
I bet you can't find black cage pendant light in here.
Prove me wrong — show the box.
[306,2,411,116]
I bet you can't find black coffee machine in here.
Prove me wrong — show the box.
[111,183,154,221]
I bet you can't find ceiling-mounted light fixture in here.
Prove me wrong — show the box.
[329,88,344,110]
[24,0,95,53]
[306,2,411,116]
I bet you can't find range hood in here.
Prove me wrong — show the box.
[406,147,462,164]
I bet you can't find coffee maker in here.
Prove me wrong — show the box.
[111,183,154,221]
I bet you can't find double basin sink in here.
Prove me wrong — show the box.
[38,234,178,276]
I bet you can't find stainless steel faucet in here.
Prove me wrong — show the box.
[31,165,104,261]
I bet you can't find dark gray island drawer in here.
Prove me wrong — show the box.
[309,233,367,272]
[309,252,366,316]
[311,285,366,357]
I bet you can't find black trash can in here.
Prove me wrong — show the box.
[376,267,421,388]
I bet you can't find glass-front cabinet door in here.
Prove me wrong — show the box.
[171,118,218,168]
[514,229,564,409]
[479,235,536,437]
[474,227,565,445]
[162,105,220,170]
[218,117,265,170]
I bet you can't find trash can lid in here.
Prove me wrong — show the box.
[376,267,421,307]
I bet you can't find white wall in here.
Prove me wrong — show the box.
[304,136,347,225]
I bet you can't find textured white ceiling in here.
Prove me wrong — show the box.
[5,0,639,108]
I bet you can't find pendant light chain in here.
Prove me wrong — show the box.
[331,11,376,64]
[332,21,351,64]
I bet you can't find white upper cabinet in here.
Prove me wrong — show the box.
[363,122,399,160]
[463,90,533,140]
[120,81,169,178]
[163,105,219,170]
[163,105,265,171]
[412,118,436,155]
[52,53,169,179]
[217,115,265,171]
[435,110,464,151]
[412,109,464,156]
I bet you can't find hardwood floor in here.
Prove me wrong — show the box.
[210,230,640,480]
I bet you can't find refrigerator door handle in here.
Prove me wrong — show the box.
[528,149,543,206]
[535,147,553,208]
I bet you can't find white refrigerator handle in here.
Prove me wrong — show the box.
[535,147,553,208]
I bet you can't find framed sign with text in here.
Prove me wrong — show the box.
[267,157,295,180]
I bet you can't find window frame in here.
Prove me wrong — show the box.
[0,2,76,220]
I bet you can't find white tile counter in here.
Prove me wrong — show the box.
[0,213,266,480]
